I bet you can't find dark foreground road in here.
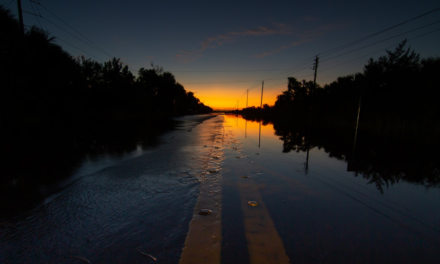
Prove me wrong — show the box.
[2,114,440,264]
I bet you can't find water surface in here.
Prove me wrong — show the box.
[220,114,440,263]
[1,113,439,263]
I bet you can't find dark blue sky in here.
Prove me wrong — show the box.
[7,0,440,108]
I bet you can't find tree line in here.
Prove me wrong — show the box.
[0,5,212,134]
[241,40,440,138]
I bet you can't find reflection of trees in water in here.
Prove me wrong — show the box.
[0,119,175,221]
[273,122,309,153]
[242,115,440,193]
[350,137,440,193]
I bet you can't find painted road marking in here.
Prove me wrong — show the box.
[180,117,224,264]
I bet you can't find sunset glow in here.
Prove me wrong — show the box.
[10,1,440,109]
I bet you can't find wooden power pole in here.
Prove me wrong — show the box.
[312,55,319,101]
[305,55,319,175]
[17,0,25,34]
[246,89,248,108]
[260,81,264,109]
[310,55,319,120]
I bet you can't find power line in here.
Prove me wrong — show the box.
[319,6,440,58]
[262,18,440,87]
[40,16,113,59]
[193,6,440,96]
[30,0,113,58]
[171,69,293,73]
[320,19,440,63]
[263,57,315,82]
[244,24,439,93]
[55,36,105,62]
[22,16,107,63]
[4,0,14,8]
[318,27,440,74]
[21,8,112,61]
[28,0,41,28]
[182,79,265,84]
[254,6,440,93]
[247,18,440,97]
[266,64,314,81]
[34,0,42,17]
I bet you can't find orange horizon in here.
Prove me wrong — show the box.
[189,84,286,110]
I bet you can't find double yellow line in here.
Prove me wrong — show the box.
[180,123,289,263]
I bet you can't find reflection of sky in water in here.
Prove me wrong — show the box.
[223,114,440,262]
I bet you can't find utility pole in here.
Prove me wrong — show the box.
[17,0,25,34]
[246,89,248,108]
[308,55,319,124]
[237,100,239,111]
[260,81,264,109]
[305,55,319,175]
[312,55,319,109]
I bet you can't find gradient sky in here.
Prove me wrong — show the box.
[6,0,440,109]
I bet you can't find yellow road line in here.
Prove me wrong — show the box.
[179,181,222,264]
[236,165,290,264]
[180,119,224,264]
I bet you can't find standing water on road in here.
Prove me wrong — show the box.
[1,113,440,263]
[219,114,440,264]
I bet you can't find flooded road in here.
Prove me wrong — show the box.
[218,115,440,263]
[1,114,440,263]
[0,114,223,263]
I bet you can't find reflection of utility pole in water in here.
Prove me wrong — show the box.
[258,120,261,148]
[347,86,362,172]
[305,143,310,174]
[353,93,362,154]
[245,120,247,138]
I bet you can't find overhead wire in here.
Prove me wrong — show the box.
[182,79,266,84]
[34,0,42,17]
[40,16,114,59]
[170,69,293,73]
[318,27,440,74]
[28,0,42,28]
[244,18,440,100]
[318,6,440,58]
[19,1,111,62]
[263,19,440,87]
[27,0,113,58]
[55,36,105,62]
[320,19,440,64]
[4,0,14,8]
[235,6,440,105]
[264,58,315,82]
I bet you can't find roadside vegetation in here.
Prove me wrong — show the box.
[238,42,440,192]
[240,41,440,139]
[0,5,212,140]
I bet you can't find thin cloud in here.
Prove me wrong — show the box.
[175,51,203,63]
[252,23,341,58]
[175,23,291,63]
[252,38,314,58]
[174,22,340,62]
[304,16,317,21]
